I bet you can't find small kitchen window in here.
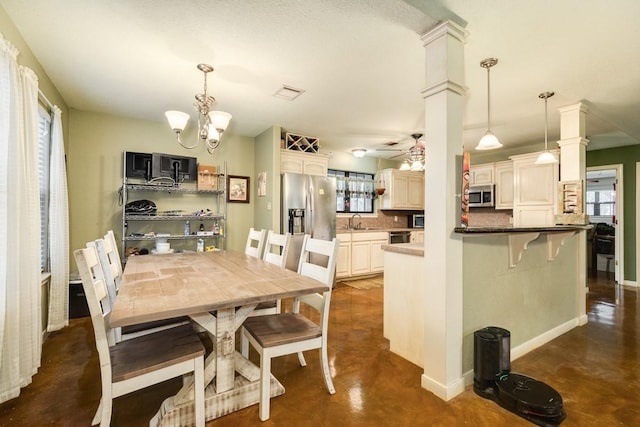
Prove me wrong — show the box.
[328,169,374,213]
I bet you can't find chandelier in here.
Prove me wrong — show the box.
[399,133,425,171]
[165,64,232,154]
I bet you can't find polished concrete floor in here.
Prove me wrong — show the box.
[0,272,637,426]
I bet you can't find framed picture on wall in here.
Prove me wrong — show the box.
[227,175,250,203]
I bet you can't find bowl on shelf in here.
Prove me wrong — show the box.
[155,242,171,253]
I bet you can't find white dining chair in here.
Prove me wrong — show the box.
[240,230,292,357]
[74,245,205,427]
[245,227,267,259]
[91,238,190,344]
[242,235,339,421]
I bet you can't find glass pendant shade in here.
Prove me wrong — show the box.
[534,150,558,164]
[208,110,232,131]
[165,110,190,131]
[476,130,503,150]
[399,161,411,171]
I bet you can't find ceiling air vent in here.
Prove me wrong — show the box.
[273,85,305,101]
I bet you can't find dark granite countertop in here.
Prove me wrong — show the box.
[454,225,591,234]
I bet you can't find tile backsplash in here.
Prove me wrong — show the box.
[468,208,513,227]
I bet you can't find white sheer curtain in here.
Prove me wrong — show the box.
[0,33,43,403]
[47,106,69,331]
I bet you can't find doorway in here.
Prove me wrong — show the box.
[586,165,623,283]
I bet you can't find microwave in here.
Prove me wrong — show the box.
[468,184,495,208]
[409,214,424,228]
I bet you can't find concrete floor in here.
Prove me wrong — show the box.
[0,272,637,426]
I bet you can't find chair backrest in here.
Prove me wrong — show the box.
[93,237,120,306]
[295,236,339,321]
[262,230,291,268]
[73,246,114,366]
[297,236,339,288]
[103,230,123,283]
[245,228,267,258]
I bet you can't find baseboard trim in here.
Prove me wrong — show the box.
[421,373,466,401]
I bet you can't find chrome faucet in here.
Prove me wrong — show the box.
[350,213,362,230]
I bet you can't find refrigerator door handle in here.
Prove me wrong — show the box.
[306,187,313,236]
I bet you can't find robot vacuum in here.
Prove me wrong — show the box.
[473,327,566,426]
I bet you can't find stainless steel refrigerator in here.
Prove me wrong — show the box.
[281,173,336,271]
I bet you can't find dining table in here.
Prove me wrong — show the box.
[110,250,329,426]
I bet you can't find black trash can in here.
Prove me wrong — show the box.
[69,275,90,319]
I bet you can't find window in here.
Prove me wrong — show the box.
[328,169,374,213]
[38,104,52,271]
[586,189,615,217]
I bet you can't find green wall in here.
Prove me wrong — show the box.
[587,145,640,282]
[463,233,580,372]
[67,109,255,258]
[253,126,281,234]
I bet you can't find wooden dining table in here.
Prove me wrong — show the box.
[110,250,329,426]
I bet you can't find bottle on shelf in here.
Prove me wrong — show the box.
[199,223,205,232]
[184,220,191,236]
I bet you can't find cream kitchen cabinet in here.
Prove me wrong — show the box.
[470,163,494,185]
[379,169,424,210]
[336,233,352,279]
[511,151,559,226]
[494,160,514,209]
[280,150,329,176]
[410,230,424,244]
[338,231,388,278]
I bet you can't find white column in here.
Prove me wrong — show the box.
[557,102,589,325]
[420,20,467,400]
[558,102,589,180]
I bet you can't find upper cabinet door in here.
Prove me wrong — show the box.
[379,169,424,210]
[280,150,328,176]
[494,160,514,209]
[470,164,494,185]
[511,151,559,226]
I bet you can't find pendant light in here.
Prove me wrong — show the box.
[475,58,503,150]
[534,91,558,165]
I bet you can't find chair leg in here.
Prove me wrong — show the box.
[297,351,307,367]
[320,346,335,394]
[91,398,102,426]
[259,351,272,421]
[100,397,113,427]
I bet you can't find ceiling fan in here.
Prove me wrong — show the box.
[370,133,425,171]
[374,133,425,156]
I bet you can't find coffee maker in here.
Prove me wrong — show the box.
[474,326,566,426]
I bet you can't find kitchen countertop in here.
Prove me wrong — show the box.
[337,227,419,233]
[453,225,591,234]
[381,243,424,256]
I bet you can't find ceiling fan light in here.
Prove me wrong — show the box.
[352,149,366,158]
[534,151,558,165]
[410,160,424,171]
[475,130,503,150]
[399,161,411,171]
[165,110,190,132]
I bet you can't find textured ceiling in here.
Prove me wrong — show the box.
[2,0,639,158]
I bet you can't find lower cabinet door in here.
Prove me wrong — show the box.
[350,241,371,275]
